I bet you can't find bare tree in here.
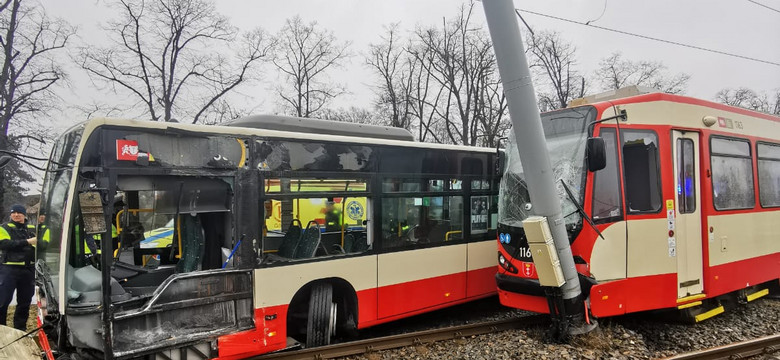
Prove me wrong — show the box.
[0,0,73,213]
[715,87,780,115]
[273,15,351,118]
[405,42,445,143]
[410,2,508,147]
[79,0,273,124]
[366,23,413,129]
[594,52,690,94]
[525,29,586,111]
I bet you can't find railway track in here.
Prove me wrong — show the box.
[663,333,780,360]
[249,314,549,360]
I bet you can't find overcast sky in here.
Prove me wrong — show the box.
[44,0,780,121]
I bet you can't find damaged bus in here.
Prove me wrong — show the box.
[33,115,501,360]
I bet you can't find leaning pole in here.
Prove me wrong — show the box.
[481,0,589,337]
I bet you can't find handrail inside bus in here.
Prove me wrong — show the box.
[445,230,462,241]
[115,208,155,234]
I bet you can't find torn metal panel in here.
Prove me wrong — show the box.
[111,269,254,358]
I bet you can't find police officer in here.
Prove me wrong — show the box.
[0,204,38,330]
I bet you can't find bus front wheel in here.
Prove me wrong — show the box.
[306,283,337,347]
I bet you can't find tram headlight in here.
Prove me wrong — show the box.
[498,252,518,274]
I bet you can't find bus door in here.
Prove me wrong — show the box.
[672,130,703,297]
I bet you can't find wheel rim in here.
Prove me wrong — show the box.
[328,302,337,338]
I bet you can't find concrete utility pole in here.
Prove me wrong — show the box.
[481,0,588,337]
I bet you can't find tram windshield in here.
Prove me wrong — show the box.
[498,106,597,229]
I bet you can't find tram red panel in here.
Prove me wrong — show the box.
[589,273,677,317]
[707,253,780,297]
[498,290,549,314]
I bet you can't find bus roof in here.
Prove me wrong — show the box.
[226,114,415,142]
[81,117,498,154]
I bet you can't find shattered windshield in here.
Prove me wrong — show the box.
[498,106,596,228]
[38,123,84,294]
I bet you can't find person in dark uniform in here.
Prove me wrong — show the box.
[0,204,39,330]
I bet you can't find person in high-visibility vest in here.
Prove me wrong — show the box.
[0,204,40,330]
[324,201,342,232]
[84,224,118,256]
[36,213,50,256]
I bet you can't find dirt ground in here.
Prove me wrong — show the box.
[4,305,38,332]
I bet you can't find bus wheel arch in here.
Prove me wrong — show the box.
[287,278,358,347]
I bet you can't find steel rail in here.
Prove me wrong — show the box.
[663,333,780,360]
[248,315,549,360]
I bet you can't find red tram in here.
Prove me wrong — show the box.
[496,88,780,321]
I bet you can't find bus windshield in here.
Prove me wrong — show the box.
[37,123,84,304]
[498,106,597,229]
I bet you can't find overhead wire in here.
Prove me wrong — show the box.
[585,0,608,25]
[515,8,780,67]
[746,0,780,14]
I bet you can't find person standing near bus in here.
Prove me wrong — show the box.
[0,204,38,331]
[37,212,50,254]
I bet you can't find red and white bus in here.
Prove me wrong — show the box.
[496,87,780,322]
[33,115,501,359]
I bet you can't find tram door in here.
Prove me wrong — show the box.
[672,130,703,297]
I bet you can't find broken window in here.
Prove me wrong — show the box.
[622,130,662,213]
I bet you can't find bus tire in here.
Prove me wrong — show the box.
[306,282,336,347]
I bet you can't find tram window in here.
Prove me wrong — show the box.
[622,130,662,213]
[677,138,697,213]
[711,137,755,210]
[381,196,463,249]
[757,142,780,207]
[592,128,622,221]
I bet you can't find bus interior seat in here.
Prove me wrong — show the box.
[277,219,303,258]
[345,232,369,253]
[175,214,205,273]
[294,221,322,259]
[338,232,354,253]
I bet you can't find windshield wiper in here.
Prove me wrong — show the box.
[560,179,604,240]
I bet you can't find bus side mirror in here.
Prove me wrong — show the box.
[586,137,607,172]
